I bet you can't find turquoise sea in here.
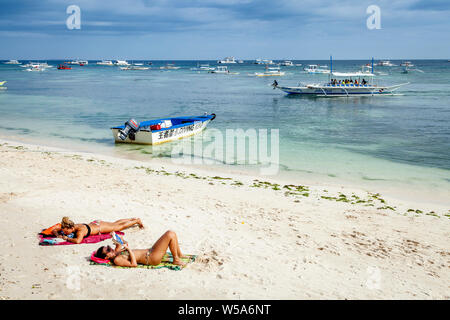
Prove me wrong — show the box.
[0,60,449,196]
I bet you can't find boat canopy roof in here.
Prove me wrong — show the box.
[331,72,375,77]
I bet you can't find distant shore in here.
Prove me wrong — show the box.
[0,138,449,299]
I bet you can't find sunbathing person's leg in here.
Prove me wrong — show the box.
[147,230,184,266]
[97,218,143,233]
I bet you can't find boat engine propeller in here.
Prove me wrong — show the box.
[118,119,140,141]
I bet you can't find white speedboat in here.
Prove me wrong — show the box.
[217,57,237,64]
[111,114,216,145]
[25,64,46,72]
[115,60,130,66]
[4,60,20,65]
[97,60,114,66]
[303,64,330,74]
[280,60,294,67]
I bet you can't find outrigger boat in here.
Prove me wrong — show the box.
[273,57,408,97]
[111,113,216,145]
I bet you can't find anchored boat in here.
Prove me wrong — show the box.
[274,57,408,97]
[111,113,216,145]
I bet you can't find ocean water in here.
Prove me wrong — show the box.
[0,60,449,195]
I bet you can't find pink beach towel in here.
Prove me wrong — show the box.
[38,232,124,246]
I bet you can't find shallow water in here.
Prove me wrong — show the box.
[0,60,449,193]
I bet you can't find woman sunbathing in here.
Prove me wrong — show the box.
[94,230,185,267]
[52,217,144,244]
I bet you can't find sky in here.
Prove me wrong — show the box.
[0,0,449,60]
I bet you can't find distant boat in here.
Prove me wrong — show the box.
[303,64,330,74]
[57,64,71,70]
[0,81,6,90]
[274,56,408,97]
[114,60,130,66]
[97,60,114,66]
[217,57,237,64]
[120,65,149,70]
[160,63,180,70]
[280,60,294,67]
[24,63,47,71]
[376,60,396,67]
[209,66,239,74]
[400,61,414,67]
[190,63,215,71]
[252,65,285,77]
[111,114,216,145]
[68,59,87,65]
[4,60,20,65]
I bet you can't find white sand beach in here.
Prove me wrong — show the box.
[0,138,449,300]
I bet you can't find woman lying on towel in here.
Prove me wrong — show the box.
[52,217,144,244]
[95,230,185,267]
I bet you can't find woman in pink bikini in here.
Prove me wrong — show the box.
[52,217,144,244]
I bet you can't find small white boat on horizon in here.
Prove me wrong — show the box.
[115,60,130,66]
[400,61,414,67]
[304,64,330,74]
[376,60,396,67]
[4,60,21,65]
[209,66,239,74]
[252,65,285,77]
[280,60,294,67]
[97,60,114,66]
[160,63,180,70]
[217,57,237,64]
[120,65,149,70]
[190,63,215,71]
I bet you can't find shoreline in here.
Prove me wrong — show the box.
[0,138,449,299]
[1,134,449,208]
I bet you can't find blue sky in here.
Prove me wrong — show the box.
[0,0,449,59]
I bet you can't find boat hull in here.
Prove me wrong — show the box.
[111,116,213,145]
[276,85,401,97]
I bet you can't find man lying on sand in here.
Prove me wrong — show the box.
[52,217,144,244]
[94,230,186,267]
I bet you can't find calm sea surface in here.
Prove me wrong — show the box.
[0,60,449,193]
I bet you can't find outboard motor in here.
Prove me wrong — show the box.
[118,119,140,141]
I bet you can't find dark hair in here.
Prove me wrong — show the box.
[95,246,107,259]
